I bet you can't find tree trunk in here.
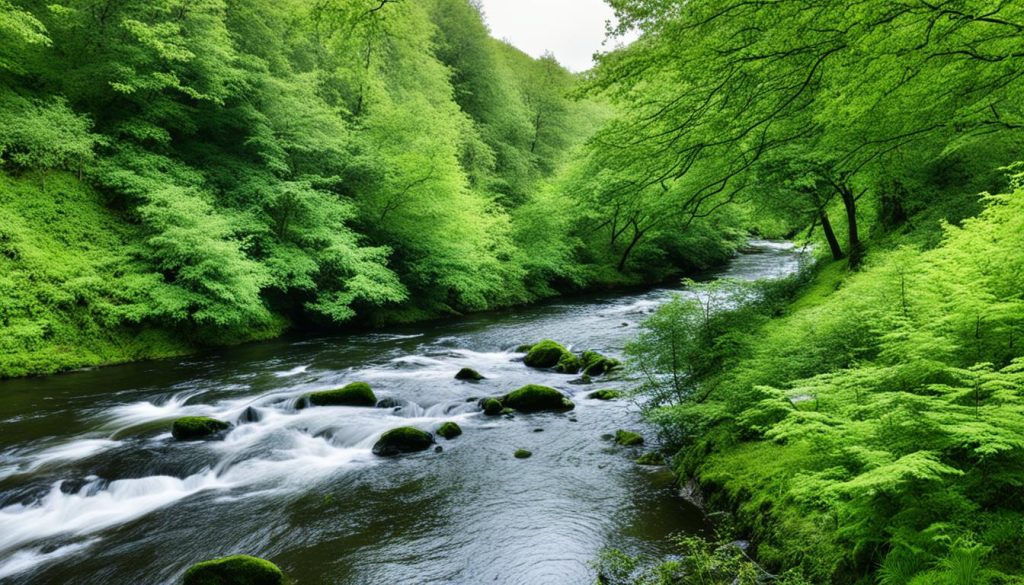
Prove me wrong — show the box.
[616,224,645,272]
[819,207,844,261]
[838,185,863,267]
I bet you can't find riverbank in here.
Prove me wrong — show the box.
[631,189,1024,583]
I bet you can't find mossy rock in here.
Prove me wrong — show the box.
[614,430,644,446]
[636,452,665,466]
[182,554,286,585]
[480,398,503,415]
[581,351,621,376]
[523,339,572,369]
[514,449,533,459]
[307,382,376,407]
[437,421,462,439]
[172,417,230,441]
[588,389,623,401]
[372,427,434,457]
[555,353,582,374]
[502,385,574,413]
[455,367,485,381]
[376,397,403,409]
[515,343,534,352]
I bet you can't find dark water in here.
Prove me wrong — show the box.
[0,241,802,585]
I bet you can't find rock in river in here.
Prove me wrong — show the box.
[373,427,435,456]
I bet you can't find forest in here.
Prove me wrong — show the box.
[0,0,748,378]
[1,0,1023,584]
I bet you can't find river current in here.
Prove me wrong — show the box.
[0,240,802,585]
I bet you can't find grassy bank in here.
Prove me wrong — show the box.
[620,185,1024,584]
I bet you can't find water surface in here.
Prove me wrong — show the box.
[0,240,802,584]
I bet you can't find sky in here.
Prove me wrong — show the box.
[475,0,632,72]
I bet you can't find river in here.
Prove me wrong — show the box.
[0,240,802,585]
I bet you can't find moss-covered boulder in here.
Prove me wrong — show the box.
[555,353,582,374]
[437,422,462,439]
[588,389,623,401]
[182,555,285,585]
[523,339,572,369]
[614,430,644,446]
[502,385,574,413]
[480,397,503,415]
[514,449,533,459]
[372,427,434,456]
[455,367,485,381]
[307,382,376,407]
[172,417,230,441]
[515,343,534,352]
[581,351,621,376]
[636,452,665,466]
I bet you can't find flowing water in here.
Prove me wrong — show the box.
[0,241,803,585]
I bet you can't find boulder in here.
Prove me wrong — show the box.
[183,555,285,585]
[614,430,644,446]
[307,382,377,407]
[514,449,533,459]
[502,385,575,413]
[588,389,623,401]
[523,339,572,369]
[171,417,230,441]
[372,427,434,457]
[455,367,485,381]
[555,353,582,374]
[375,397,403,409]
[581,351,621,376]
[636,452,666,466]
[437,422,462,439]
[480,398,504,415]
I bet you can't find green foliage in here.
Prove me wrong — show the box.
[632,189,1024,582]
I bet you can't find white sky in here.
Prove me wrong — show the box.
[476,0,632,72]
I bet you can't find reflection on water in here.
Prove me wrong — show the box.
[0,241,804,585]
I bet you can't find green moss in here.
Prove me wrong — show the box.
[515,343,534,352]
[182,555,285,585]
[588,389,622,400]
[523,339,572,368]
[455,367,485,381]
[503,384,575,412]
[372,427,434,456]
[306,382,376,407]
[436,421,462,439]
[636,452,665,466]
[514,449,532,459]
[480,397,503,415]
[555,352,582,374]
[614,429,644,446]
[171,417,230,441]
[581,351,620,376]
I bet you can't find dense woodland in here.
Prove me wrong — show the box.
[2,0,1024,584]
[586,1,1024,584]
[0,0,751,377]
